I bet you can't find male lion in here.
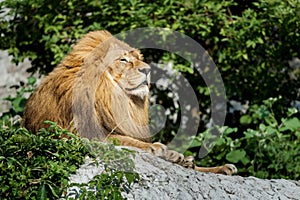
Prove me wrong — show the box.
[23,30,237,175]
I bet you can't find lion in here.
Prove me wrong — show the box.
[23,30,237,175]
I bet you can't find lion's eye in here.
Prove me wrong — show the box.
[120,58,128,63]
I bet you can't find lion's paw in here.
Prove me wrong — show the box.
[146,143,186,164]
[179,155,195,169]
[219,164,238,175]
[147,142,168,158]
[165,150,184,163]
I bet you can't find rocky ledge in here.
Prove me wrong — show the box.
[68,147,300,200]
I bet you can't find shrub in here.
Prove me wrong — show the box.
[0,120,138,199]
[189,97,300,179]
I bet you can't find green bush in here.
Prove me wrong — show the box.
[0,120,138,199]
[2,77,36,117]
[189,98,300,179]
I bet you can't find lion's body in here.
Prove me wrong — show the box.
[23,30,237,175]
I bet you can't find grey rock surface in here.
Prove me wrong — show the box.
[69,147,300,200]
[0,50,40,115]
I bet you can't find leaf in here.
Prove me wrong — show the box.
[266,126,277,135]
[188,137,202,148]
[226,149,247,163]
[240,115,252,125]
[27,77,36,85]
[47,183,59,198]
[224,127,238,135]
[125,173,135,184]
[12,98,25,112]
[282,118,300,131]
[38,183,47,200]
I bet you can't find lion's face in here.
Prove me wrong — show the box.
[108,50,151,99]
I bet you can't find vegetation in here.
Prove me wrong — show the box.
[0,0,299,198]
[190,97,300,179]
[0,118,139,199]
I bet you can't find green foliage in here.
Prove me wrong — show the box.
[2,77,36,117]
[189,98,300,179]
[218,0,300,106]
[0,120,139,199]
[68,169,139,200]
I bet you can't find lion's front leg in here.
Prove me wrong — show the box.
[107,135,185,163]
[107,135,194,169]
[107,135,237,175]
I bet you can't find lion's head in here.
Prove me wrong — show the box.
[106,47,150,100]
[23,30,152,141]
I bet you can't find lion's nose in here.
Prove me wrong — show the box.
[138,68,151,75]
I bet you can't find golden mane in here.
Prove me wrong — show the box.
[61,30,113,68]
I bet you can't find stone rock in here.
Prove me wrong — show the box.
[68,146,300,200]
[0,50,40,115]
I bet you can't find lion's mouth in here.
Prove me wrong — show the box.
[125,81,149,92]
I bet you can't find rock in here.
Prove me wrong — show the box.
[68,146,300,200]
[0,50,40,115]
